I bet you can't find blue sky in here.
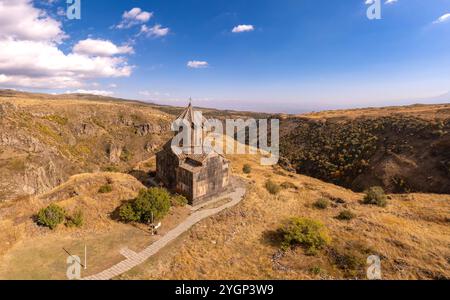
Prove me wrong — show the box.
[1,0,450,113]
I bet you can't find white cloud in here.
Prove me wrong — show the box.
[433,13,450,24]
[0,0,66,43]
[109,83,117,88]
[0,1,133,89]
[116,7,153,29]
[65,89,114,97]
[232,24,254,33]
[73,39,134,56]
[0,39,132,88]
[385,0,398,4]
[139,24,170,38]
[187,61,209,69]
[139,90,152,97]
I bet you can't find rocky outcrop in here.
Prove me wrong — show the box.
[134,123,163,136]
[0,90,174,202]
[22,160,63,195]
[0,133,48,153]
[107,143,123,163]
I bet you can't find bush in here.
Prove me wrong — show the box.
[265,180,281,195]
[98,184,113,194]
[363,186,387,207]
[171,194,188,207]
[119,188,171,223]
[313,198,329,210]
[281,181,297,190]
[119,203,139,223]
[242,164,252,174]
[66,210,84,228]
[37,204,66,229]
[336,210,356,221]
[280,217,331,255]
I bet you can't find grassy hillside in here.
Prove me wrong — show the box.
[279,104,450,194]
[120,153,450,280]
[0,90,448,280]
[0,91,173,202]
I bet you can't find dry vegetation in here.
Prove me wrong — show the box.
[0,90,449,280]
[120,153,450,280]
[0,172,190,279]
[280,104,450,194]
[0,90,173,202]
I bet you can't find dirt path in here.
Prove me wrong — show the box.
[83,187,246,280]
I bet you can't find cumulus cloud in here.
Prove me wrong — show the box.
[0,0,66,43]
[139,24,170,38]
[433,13,450,24]
[73,39,134,56]
[116,7,153,29]
[187,61,209,69]
[232,24,254,33]
[0,0,133,89]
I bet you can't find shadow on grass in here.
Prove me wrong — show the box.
[260,229,284,248]
[110,199,134,221]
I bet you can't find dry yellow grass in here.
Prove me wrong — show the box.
[0,171,190,279]
[300,103,450,121]
[120,152,450,280]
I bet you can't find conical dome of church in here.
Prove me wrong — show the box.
[176,99,208,128]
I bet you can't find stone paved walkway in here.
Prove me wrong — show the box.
[83,187,246,280]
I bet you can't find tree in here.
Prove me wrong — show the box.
[120,188,171,223]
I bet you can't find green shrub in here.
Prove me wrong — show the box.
[98,184,113,194]
[119,203,139,223]
[171,194,188,207]
[313,198,329,210]
[242,164,252,174]
[119,203,139,222]
[66,210,84,228]
[280,217,331,255]
[281,181,297,190]
[363,186,387,207]
[265,180,281,195]
[37,204,66,229]
[336,210,356,221]
[119,188,171,223]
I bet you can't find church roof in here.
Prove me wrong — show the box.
[176,101,208,127]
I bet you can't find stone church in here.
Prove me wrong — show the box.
[156,102,231,205]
